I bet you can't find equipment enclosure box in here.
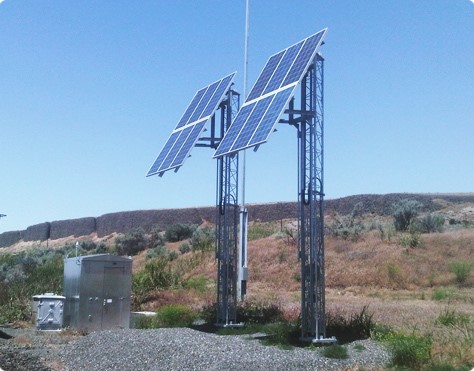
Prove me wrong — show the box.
[32,293,66,331]
[63,254,132,332]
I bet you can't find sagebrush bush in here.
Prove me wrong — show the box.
[145,245,169,260]
[399,232,422,248]
[115,228,150,256]
[330,203,365,241]
[149,226,165,248]
[178,242,191,254]
[190,226,215,252]
[417,214,445,233]
[392,199,423,231]
[0,251,64,323]
[165,223,197,242]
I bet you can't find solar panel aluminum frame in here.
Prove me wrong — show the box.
[213,28,327,158]
[146,72,236,177]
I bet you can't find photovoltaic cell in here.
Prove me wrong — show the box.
[147,72,235,176]
[147,131,180,175]
[246,51,285,102]
[176,88,207,129]
[214,28,327,158]
[200,74,234,119]
[213,103,256,158]
[282,31,325,87]
[187,81,220,123]
[248,86,294,146]
[261,41,304,96]
[230,95,273,151]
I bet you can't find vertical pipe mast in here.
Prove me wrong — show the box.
[238,0,250,301]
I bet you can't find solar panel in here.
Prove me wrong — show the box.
[147,72,236,176]
[214,29,327,158]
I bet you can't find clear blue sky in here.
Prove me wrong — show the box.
[1,1,473,232]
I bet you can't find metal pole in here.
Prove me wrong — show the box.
[238,0,250,301]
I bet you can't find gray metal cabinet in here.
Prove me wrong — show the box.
[63,254,132,332]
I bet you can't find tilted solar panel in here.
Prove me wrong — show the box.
[213,28,327,158]
[147,72,236,176]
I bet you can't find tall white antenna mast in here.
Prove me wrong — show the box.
[238,0,250,301]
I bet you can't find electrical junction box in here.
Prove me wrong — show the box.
[32,293,66,331]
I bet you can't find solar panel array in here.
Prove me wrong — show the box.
[214,28,327,158]
[147,72,236,176]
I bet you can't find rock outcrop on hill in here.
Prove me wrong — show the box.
[1,193,473,248]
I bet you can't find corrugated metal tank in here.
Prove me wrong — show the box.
[63,254,132,332]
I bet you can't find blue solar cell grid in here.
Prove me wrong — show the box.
[246,51,285,102]
[248,87,294,146]
[147,72,235,176]
[261,41,304,96]
[214,29,326,158]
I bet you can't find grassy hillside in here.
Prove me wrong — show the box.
[1,194,473,368]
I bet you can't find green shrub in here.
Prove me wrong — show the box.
[178,242,191,254]
[417,214,445,233]
[392,199,423,231]
[190,226,215,252]
[156,304,197,327]
[330,202,364,241]
[326,305,374,343]
[183,275,209,292]
[248,223,277,241]
[432,287,454,301]
[132,258,180,306]
[399,232,422,248]
[449,261,472,285]
[165,224,197,242]
[134,315,157,329]
[115,228,150,256]
[353,343,366,352]
[386,332,432,369]
[199,301,284,326]
[0,252,64,323]
[427,364,471,371]
[373,326,433,368]
[321,344,349,359]
[146,245,167,260]
[261,321,300,349]
[436,308,471,327]
[238,301,284,324]
[149,226,165,248]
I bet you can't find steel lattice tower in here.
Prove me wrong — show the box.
[283,54,332,342]
[298,54,329,341]
[214,90,241,326]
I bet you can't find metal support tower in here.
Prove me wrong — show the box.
[214,91,241,327]
[283,54,333,342]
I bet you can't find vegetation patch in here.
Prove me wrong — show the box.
[320,344,349,359]
[449,261,472,285]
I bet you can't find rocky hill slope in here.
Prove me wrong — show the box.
[1,193,473,249]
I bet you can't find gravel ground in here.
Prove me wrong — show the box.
[0,327,391,370]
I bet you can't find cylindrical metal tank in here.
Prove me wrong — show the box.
[32,293,66,331]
